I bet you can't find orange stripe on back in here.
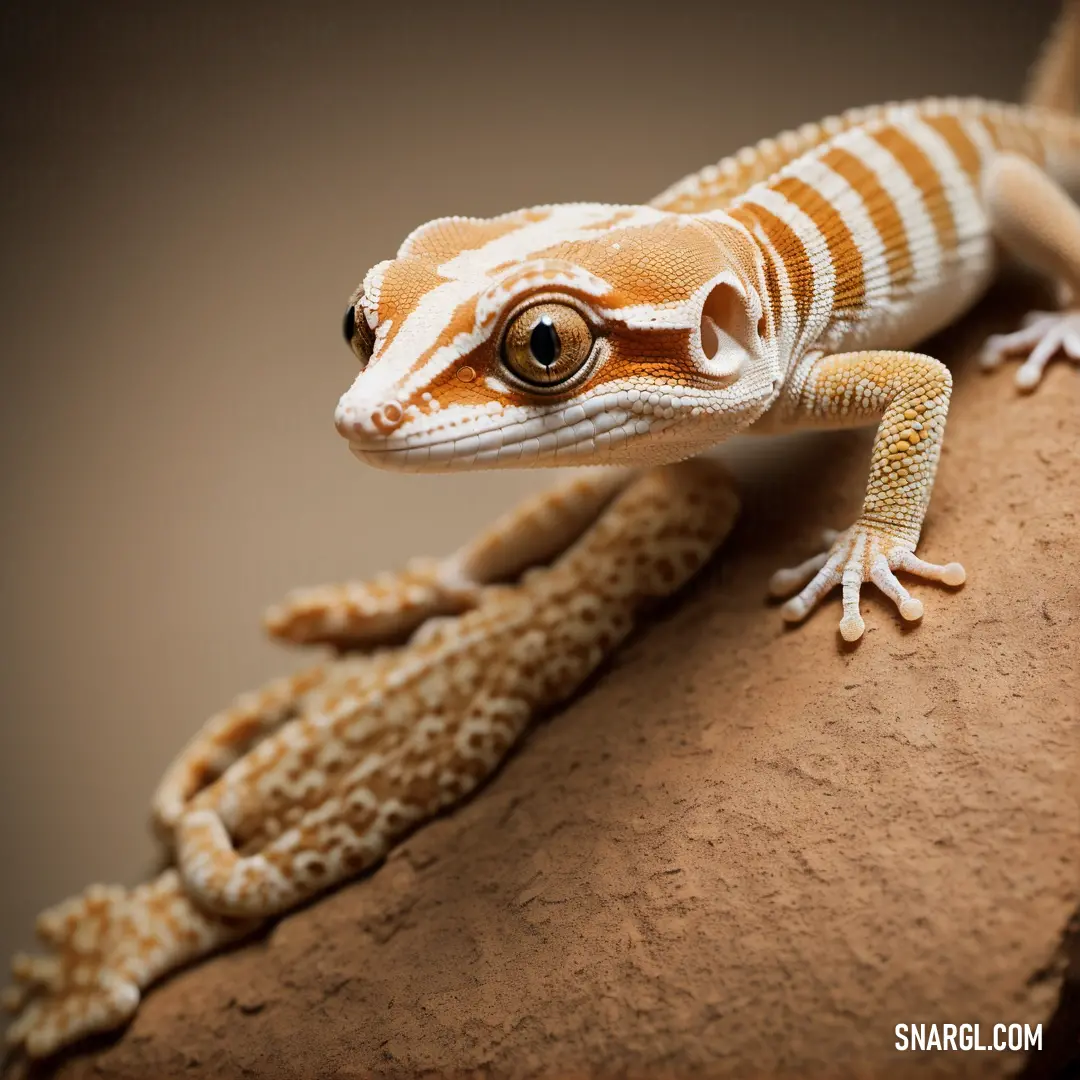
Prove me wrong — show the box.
[820,145,913,291]
[755,238,783,341]
[727,204,814,329]
[772,175,866,313]
[920,115,983,180]
[872,125,957,257]
[979,114,1047,166]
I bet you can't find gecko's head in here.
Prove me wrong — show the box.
[335,203,779,471]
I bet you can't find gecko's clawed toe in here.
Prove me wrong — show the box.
[891,550,966,587]
[899,597,925,621]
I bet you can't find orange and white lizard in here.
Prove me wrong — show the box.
[6,5,1079,1066]
[336,1,1080,642]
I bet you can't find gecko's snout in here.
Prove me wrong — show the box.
[334,395,406,442]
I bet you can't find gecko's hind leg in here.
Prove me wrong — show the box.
[980,152,1080,389]
[264,469,634,650]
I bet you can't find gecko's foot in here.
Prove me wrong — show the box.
[980,309,1080,391]
[769,524,966,642]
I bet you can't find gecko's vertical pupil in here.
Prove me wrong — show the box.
[343,304,356,346]
[529,316,560,367]
[502,303,592,387]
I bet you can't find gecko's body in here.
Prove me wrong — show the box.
[336,6,1080,639]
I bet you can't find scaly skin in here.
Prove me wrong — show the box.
[334,5,1080,642]
[3,461,738,1060]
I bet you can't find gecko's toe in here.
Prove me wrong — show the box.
[891,550,967,587]
[779,594,811,622]
[979,336,1009,370]
[981,310,1080,389]
[1015,363,1043,391]
[899,597,925,621]
[769,553,828,598]
[769,530,843,599]
[777,553,845,625]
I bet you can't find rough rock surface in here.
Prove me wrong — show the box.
[32,288,1080,1078]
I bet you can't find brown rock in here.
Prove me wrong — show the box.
[35,286,1080,1078]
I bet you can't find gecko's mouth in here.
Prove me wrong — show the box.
[346,432,621,472]
[348,442,465,473]
[341,392,646,471]
[341,377,774,472]
[344,411,690,473]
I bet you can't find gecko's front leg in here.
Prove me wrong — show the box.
[767,350,966,641]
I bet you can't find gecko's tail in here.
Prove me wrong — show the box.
[1025,0,1080,113]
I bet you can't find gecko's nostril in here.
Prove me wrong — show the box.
[334,398,405,440]
[371,399,404,433]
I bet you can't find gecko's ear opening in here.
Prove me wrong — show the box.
[697,279,759,380]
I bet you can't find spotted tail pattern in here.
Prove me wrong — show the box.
[4,462,738,1059]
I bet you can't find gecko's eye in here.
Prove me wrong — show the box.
[343,295,375,367]
[501,303,594,388]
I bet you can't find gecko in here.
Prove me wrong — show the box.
[6,5,1078,1065]
[3,462,738,1060]
[335,1,1080,642]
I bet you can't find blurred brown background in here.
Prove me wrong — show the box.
[0,0,1057,967]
